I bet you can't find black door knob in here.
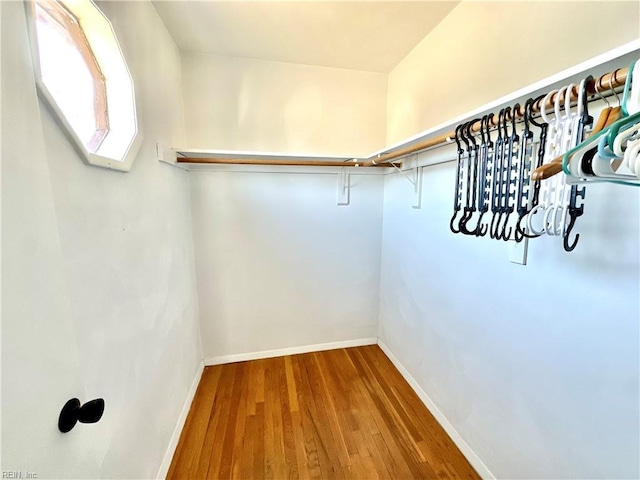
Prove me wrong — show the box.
[58,398,105,433]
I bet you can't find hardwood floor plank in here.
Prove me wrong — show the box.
[254,402,266,479]
[294,357,340,480]
[268,358,288,480]
[191,366,228,479]
[216,362,247,479]
[351,429,389,479]
[203,365,236,479]
[290,356,323,479]
[278,357,300,479]
[256,359,267,401]
[291,409,313,479]
[285,356,299,413]
[247,360,258,416]
[318,351,360,455]
[310,352,353,468]
[240,410,256,480]
[307,360,350,475]
[262,362,276,480]
[166,367,221,480]
[167,345,480,480]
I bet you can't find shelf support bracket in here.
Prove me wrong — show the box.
[412,165,423,209]
[391,155,423,208]
[337,167,350,206]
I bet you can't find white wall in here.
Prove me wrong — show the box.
[381,3,640,476]
[1,2,201,478]
[387,1,640,144]
[378,147,640,477]
[181,49,388,361]
[181,52,387,156]
[190,169,383,360]
[3,1,638,478]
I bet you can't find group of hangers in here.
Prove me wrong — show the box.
[450,58,639,252]
[532,60,640,185]
[449,99,545,242]
[520,77,592,251]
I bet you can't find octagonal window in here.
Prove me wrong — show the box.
[27,0,141,171]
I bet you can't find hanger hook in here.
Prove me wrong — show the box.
[555,85,567,120]
[514,221,524,242]
[486,113,495,144]
[459,121,471,151]
[470,209,488,237]
[475,212,488,237]
[497,212,507,239]
[504,106,512,137]
[450,210,461,234]
[500,213,513,241]
[457,211,470,234]
[609,69,621,105]
[594,75,610,107]
[465,212,485,237]
[512,103,520,132]
[490,211,501,239]
[516,214,540,239]
[480,115,488,145]
[454,123,463,153]
[459,211,475,235]
[522,98,534,134]
[563,214,580,252]
[564,84,574,116]
[579,76,593,127]
[540,90,556,125]
[465,120,477,149]
[526,97,535,126]
[489,213,497,239]
[530,94,547,128]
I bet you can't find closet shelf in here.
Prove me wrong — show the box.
[361,66,629,167]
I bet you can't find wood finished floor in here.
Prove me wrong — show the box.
[167,345,479,480]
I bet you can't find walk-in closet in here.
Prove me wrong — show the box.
[2,1,639,479]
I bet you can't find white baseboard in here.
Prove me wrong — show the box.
[204,337,378,366]
[377,340,496,480]
[156,361,205,480]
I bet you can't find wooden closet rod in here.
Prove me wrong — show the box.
[177,157,395,167]
[361,66,629,167]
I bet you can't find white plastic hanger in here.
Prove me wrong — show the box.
[527,89,560,235]
[543,85,571,236]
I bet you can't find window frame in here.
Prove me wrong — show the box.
[25,0,142,172]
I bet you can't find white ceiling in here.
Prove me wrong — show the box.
[152,1,459,73]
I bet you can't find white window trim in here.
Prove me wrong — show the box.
[24,0,142,172]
